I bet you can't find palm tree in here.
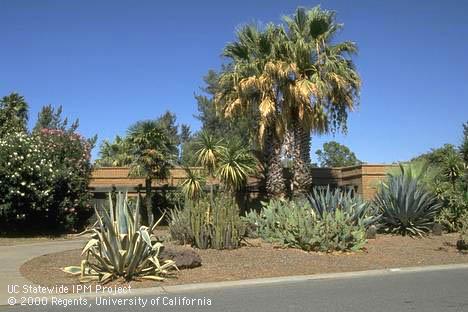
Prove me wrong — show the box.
[127,120,177,225]
[217,24,290,198]
[281,7,361,194]
[217,7,361,197]
[95,135,132,167]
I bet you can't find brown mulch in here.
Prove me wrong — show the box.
[20,233,467,291]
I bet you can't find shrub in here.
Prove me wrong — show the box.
[63,193,177,283]
[374,165,442,236]
[434,181,468,232]
[38,129,94,230]
[168,193,245,249]
[0,132,56,231]
[0,129,93,233]
[245,195,368,252]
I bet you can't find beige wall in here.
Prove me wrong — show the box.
[90,164,396,201]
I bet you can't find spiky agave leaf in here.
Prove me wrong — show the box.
[63,192,177,283]
[374,165,442,236]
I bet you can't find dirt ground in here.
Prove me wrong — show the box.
[20,233,467,291]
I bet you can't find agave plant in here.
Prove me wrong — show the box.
[374,165,442,236]
[307,186,379,228]
[63,192,177,283]
[245,199,366,252]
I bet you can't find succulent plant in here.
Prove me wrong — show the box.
[307,186,379,228]
[245,197,367,252]
[168,193,245,249]
[62,192,177,283]
[374,165,442,236]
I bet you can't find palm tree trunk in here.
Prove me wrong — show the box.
[292,123,312,195]
[264,126,286,198]
[144,177,153,226]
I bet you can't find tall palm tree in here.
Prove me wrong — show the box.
[281,7,361,194]
[217,24,290,198]
[127,120,177,225]
[217,7,361,197]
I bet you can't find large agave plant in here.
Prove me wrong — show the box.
[63,192,177,283]
[374,165,442,236]
[307,186,379,227]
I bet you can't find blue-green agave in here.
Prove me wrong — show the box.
[374,165,442,236]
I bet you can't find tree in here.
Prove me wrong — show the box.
[411,144,459,166]
[315,141,362,167]
[95,135,132,167]
[33,104,79,133]
[460,121,468,164]
[281,7,361,193]
[218,24,288,198]
[217,6,361,197]
[127,120,177,225]
[0,93,29,137]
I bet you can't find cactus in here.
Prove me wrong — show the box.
[169,193,245,249]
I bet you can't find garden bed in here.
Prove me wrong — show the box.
[21,233,467,291]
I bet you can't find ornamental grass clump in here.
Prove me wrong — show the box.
[374,165,442,236]
[63,192,177,283]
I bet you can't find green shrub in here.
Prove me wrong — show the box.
[63,192,177,283]
[0,130,93,233]
[0,132,56,231]
[168,193,245,249]
[374,165,442,236]
[245,197,367,252]
[434,181,468,232]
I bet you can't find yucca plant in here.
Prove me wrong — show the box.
[63,192,177,283]
[307,186,379,228]
[180,167,205,201]
[216,140,259,191]
[374,165,442,236]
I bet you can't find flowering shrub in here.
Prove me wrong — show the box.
[38,129,94,230]
[0,130,93,233]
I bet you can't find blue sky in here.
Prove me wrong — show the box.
[1,0,467,163]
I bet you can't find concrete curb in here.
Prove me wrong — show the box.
[5,262,467,305]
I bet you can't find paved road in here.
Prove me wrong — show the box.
[2,267,467,312]
[0,239,85,306]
